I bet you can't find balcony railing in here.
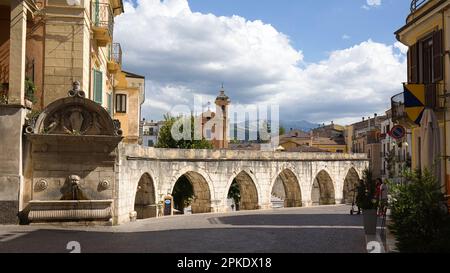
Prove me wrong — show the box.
[91,1,114,40]
[410,0,429,12]
[391,92,407,123]
[391,82,445,124]
[111,43,122,65]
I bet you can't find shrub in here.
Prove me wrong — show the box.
[25,77,36,103]
[388,169,450,253]
[356,169,379,210]
[0,83,7,104]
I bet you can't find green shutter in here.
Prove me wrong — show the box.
[93,69,103,104]
[94,0,100,26]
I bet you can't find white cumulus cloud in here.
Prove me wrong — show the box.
[115,0,406,124]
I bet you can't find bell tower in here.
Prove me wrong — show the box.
[214,85,230,149]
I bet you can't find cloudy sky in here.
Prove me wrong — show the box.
[115,0,410,125]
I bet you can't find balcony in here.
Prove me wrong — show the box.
[391,92,411,125]
[410,0,429,12]
[107,43,122,74]
[91,1,114,47]
[391,83,446,126]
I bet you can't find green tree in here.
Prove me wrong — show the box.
[356,169,378,210]
[156,114,213,149]
[227,180,241,210]
[385,148,396,179]
[389,169,450,253]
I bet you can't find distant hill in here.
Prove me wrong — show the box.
[281,120,320,132]
[229,119,319,142]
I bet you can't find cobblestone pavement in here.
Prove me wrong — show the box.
[0,205,366,253]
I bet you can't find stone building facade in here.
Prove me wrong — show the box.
[0,0,144,224]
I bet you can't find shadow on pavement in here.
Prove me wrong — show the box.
[215,214,364,227]
[0,225,366,253]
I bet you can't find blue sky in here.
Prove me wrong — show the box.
[118,0,409,124]
[189,0,410,62]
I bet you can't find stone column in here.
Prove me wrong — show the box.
[8,0,27,105]
[0,1,28,224]
[0,106,26,224]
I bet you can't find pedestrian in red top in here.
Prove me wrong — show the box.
[375,178,382,216]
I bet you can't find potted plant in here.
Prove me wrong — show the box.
[356,169,379,235]
[0,83,7,104]
[24,77,36,106]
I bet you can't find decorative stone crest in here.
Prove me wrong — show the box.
[34,179,48,192]
[29,81,122,137]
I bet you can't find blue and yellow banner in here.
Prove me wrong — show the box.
[404,83,425,125]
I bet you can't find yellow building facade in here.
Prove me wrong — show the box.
[394,0,450,202]
[0,0,144,142]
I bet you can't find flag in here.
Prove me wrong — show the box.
[404,83,425,125]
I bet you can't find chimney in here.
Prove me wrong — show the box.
[368,116,371,130]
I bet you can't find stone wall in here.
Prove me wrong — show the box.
[27,136,116,203]
[0,106,26,224]
[115,144,369,225]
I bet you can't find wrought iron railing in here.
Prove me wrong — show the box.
[410,0,429,12]
[391,92,406,122]
[91,1,114,37]
[111,43,122,65]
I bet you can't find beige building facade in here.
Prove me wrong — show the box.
[0,0,144,224]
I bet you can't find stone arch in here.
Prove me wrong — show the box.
[271,169,302,208]
[134,173,157,219]
[227,171,260,211]
[342,167,361,204]
[171,171,212,214]
[311,170,336,206]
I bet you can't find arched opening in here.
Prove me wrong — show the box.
[172,172,211,214]
[342,168,360,204]
[227,171,259,211]
[134,173,157,219]
[271,169,302,208]
[311,170,336,206]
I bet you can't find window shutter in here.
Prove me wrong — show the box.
[433,29,443,82]
[408,43,419,83]
[94,70,103,104]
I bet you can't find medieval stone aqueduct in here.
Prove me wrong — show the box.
[116,145,368,224]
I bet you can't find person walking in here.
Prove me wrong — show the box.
[355,179,366,215]
[374,178,382,216]
[379,179,389,216]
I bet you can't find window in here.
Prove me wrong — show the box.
[147,140,154,147]
[116,94,127,113]
[93,69,103,104]
[408,29,443,84]
[149,128,154,136]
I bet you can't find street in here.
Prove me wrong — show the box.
[0,205,366,253]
